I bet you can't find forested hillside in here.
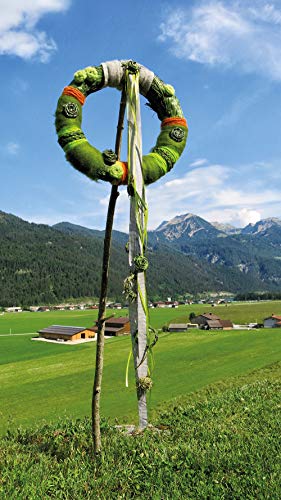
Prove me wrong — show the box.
[1,211,281,306]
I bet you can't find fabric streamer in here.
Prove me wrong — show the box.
[126,66,150,428]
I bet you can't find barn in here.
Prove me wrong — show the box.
[168,323,188,332]
[92,317,130,336]
[38,325,95,342]
[192,313,233,330]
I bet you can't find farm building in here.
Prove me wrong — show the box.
[92,317,130,336]
[168,323,188,332]
[263,315,281,328]
[168,323,199,332]
[153,301,178,308]
[192,313,233,330]
[38,325,95,341]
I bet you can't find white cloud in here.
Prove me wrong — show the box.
[136,160,281,230]
[159,1,281,81]
[208,208,262,227]
[11,77,29,94]
[6,142,20,155]
[20,159,281,232]
[215,86,268,128]
[235,208,261,226]
[94,160,281,231]
[0,0,70,62]
[189,158,208,168]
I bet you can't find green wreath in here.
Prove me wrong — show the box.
[55,60,188,185]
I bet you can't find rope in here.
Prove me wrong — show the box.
[62,86,86,105]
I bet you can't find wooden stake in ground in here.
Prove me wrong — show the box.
[127,68,149,429]
[92,88,127,454]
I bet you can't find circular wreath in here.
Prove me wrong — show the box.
[55,60,188,185]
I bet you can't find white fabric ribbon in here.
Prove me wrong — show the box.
[101,60,154,96]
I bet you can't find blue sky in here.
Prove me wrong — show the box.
[1,0,281,231]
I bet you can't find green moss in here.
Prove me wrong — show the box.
[155,125,187,156]
[152,146,179,171]
[55,95,82,133]
[146,76,184,120]
[142,153,168,184]
[70,65,104,96]
[108,162,124,182]
[65,141,105,181]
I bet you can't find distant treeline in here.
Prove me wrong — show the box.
[235,291,281,301]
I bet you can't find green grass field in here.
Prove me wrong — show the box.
[0,301,280,434]
[1,303,281,498]
[1,300,281,335]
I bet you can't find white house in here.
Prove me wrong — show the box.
[263,314,281,328]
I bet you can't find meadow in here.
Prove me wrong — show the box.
[1,299,281,335]
[1,363,280,498]
[0,302,280,435]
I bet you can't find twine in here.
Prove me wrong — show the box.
[62,86,86,105]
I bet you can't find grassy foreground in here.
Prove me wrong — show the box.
[0,363,280,499]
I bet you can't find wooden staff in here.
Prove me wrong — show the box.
[92,87,127,454]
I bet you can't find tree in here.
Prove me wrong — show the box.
[189,312,196,321]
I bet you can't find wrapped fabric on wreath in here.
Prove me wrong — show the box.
[55,60,188,185]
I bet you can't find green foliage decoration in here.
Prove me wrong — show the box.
[138,376,153,392]
[133,255,149,272]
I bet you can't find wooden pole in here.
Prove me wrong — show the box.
[127,71,149,429]
[92,87,127,454]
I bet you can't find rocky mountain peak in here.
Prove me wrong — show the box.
[155,213,220,240]
[242,217,281,235]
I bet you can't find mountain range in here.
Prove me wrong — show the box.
[1,210,281,306]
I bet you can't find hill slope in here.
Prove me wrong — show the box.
[0,356,280,498]
[0,211,249,306]
[1,210,281,306]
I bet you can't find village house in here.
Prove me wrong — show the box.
[38,325,95,342]
[153,301,166,308]
[92,317,130,336]
[192,312,233,330]
[168,322,199,332]
[153,300,179,308]
[263,314,281,328]
[168,323,188,332]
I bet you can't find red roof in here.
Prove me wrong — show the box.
[200,312,221,320]
[105,317,129,325]
[92,317,130,334]
[264,314,281,321]
[207,320,223,328]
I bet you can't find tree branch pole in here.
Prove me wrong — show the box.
[92,87,127,454]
